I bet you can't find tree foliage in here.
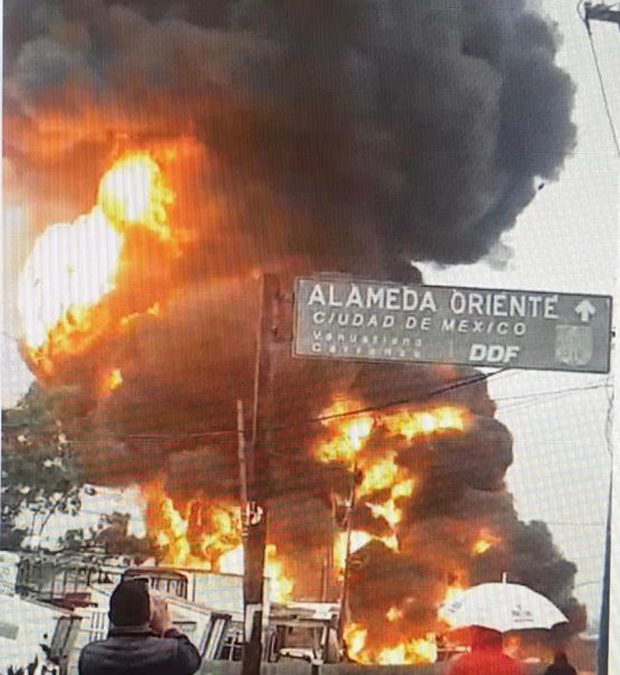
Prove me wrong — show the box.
[59,511,155,559]
[1,384,84,549]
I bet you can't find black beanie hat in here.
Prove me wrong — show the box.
[109,579,151,627]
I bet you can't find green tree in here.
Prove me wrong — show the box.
[1,384,84,549]
[56,512,155,561]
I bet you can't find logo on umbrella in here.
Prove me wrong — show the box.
[511,604,534,624]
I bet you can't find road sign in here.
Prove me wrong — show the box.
[293,277,613,373]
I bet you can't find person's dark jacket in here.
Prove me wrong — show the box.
[544,664,577,675]
[78,625,201,675]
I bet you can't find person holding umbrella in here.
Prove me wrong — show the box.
[447,626,525,675]
[440,577,569,675]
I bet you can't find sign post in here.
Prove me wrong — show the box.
[293,277,612,373]
[242,274,280,675]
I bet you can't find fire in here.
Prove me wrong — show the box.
[219,544,294,603]
[377,636,437,665]
[320,399,464,572]
[358,454,399,495]
[442,578,466,605]
[145,482,241,571]
[333,530,399,574]
[102,368,123,394]
[344,622,437,665]
[437,575,468,628]
[386,606,403,622]
[18,207,124,354]
[316,400,374,463]
[318,399,468,663]
[383,405,466,439]
[98,153,174,241]
[472,529,500,555]
[265,544,294,602]
[18,151,176,373]
[146,482,293,603]
[343,623,368,662]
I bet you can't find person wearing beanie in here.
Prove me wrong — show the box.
[78,579,201,675]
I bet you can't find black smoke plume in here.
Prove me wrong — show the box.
[5,0,584,656]
[5,0,575,268]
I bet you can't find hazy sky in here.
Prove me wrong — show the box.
[420,0,619,627]
[2,0,618,632]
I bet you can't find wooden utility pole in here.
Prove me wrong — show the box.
[337,463,358,643]
[241,274,280,675]
[237,399,248,532]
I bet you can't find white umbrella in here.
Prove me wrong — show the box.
[439,581,568,633]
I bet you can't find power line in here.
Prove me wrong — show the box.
[494,380,612,405]
[495,382,613,414]
[5,370,614,444]
[586,30,620,155]
[292,367,511,427]
[5,368,511,443]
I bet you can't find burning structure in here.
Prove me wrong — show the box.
[5,0,584,664]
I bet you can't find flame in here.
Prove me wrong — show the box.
[316,400,374,463]
[218,543,294,603]
[18,207,124,354]
[265,544,294,602]
[437,575,468,628]
[321,400,464,585]
[343,623,368,662]
[472,529,501,555]
[386,606,403,622]
[120,302,161,328]
[383,405,466,439]
[346,576,464,663]
[98,153,174,240]
[442,578,466,605]
[344,622,437,665]
[18,151,175,372]
[146,482,293,603]
[358,454,399,495]
[377,636,437,665]
[145,482,241,570]
[102,368,123,394]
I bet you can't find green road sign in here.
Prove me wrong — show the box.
[293,277,613,373]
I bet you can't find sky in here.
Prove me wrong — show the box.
[1,0,619,637]
[420,0,619,631]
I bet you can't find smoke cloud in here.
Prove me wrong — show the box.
[5,0,575,269]
[5,0,584,656]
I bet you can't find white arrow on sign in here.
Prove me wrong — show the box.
[575,300,596,323]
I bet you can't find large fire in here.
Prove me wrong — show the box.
[140,392,472,661]
[18,151,176,376]
[144,481,294,603]
[16,152,519,665]
[317,399,469,663]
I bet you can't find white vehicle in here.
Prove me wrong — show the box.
[9,557,344,671]
[0,594,79,675]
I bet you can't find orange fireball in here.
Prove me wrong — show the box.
[18,151,176,374]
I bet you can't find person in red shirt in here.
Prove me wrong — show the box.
[448,626,525,675]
